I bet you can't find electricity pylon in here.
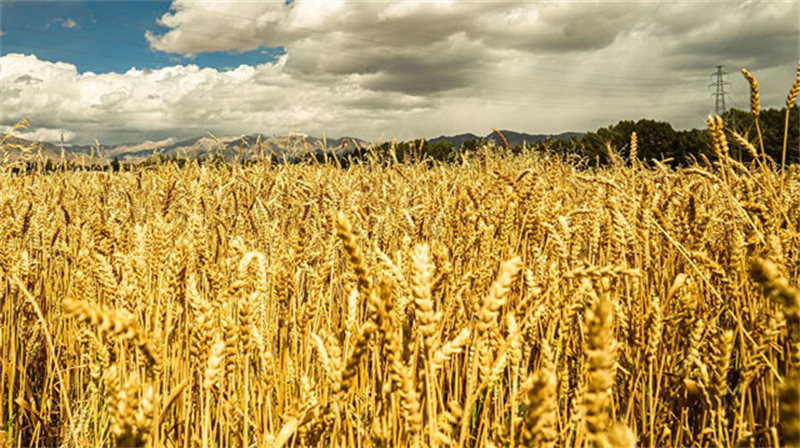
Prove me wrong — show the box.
[709,65,730,116]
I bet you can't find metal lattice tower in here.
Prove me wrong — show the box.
[709,65,730,116]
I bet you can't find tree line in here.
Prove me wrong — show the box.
[6,106,796,172]
[336,106,798,167]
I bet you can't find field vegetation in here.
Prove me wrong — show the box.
[1,68,799,448]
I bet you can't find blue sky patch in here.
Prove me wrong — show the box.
[0,1,285,73]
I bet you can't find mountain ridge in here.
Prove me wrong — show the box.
[428,130,582,148]
[1,130,584,162]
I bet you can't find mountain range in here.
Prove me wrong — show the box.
[429,130,582,148]
[1,130,583,163]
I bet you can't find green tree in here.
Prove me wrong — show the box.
[724,107,799,165]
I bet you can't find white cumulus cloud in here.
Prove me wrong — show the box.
[0,53,433,144]
[14,127,76,143]
[1,1,797,144]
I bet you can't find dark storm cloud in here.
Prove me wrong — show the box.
[670,19,798,71]
[656,2,797,71]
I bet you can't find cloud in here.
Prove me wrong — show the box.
[3,1,797,145]
[147,2,621,95]
[0,53,434,144]
[144,1,797,101]
[13,74,43,85]
[1,124,76,143]
[47,17,78,29]
[653,3,796,69]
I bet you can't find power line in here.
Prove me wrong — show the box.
[1,3,712,115]
[177,3,696,86]
[2,42,180,70]
[2,41,710,111]
[1,43,707,111]
[709,65,730,116]
[0,25,277,68]
[1,31,701,102]
[29,1,700,92]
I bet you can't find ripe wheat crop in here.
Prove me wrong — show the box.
[1,68,799,448]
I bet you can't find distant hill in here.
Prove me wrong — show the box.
[98,134,370,162]
[428,133,483,148]
[0,133,68,162]
[1,133,369,163]
[429,130,583,148]
[1,129,584,164]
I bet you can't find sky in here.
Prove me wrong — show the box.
[0,0,798,145]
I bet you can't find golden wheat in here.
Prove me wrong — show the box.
[2,78,799,447]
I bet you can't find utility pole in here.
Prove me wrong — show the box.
[709,65,730,116]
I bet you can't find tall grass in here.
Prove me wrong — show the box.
[1,69,799,448]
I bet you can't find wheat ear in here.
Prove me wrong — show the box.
[519,341,558,448]
[749,257,800,447]
[63,298,159,372]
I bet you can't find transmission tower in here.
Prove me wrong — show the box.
[709,65,730,116]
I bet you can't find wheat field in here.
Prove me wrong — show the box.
[2,72,799,448]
